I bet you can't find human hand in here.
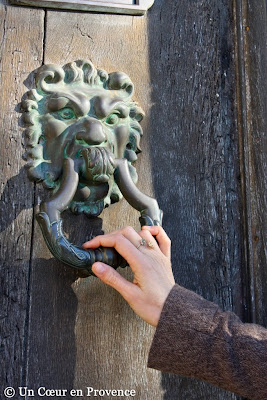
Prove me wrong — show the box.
[83,226,175,327]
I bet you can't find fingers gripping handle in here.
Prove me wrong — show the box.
[36,158,162,276]
[36,212,127,275]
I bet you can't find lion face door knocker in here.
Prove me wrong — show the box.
[22,60,162,275]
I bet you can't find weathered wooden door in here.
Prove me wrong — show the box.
[1,0,266,399]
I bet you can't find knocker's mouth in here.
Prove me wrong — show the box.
[79,146,116,183]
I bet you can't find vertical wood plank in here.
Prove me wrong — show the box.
[0,0,44,394]
[26,10,164,399]
[147,0,244,398]
[234,0,267,326]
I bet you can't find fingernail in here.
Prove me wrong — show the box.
[82,240,92,248]
[93,263,106,274]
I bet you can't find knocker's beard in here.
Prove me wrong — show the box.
[69,146,117,217]
[81,146,115,183]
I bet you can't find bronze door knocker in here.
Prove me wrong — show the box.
[22,60,162,276]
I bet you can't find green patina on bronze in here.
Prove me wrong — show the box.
[22,60,162,275]
[22,60,144,217]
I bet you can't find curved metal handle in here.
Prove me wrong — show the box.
[115,159,162,227]
[37,158,162,276]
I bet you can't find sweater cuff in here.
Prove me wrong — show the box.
[147,284,220,376]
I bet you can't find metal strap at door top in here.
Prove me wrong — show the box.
[10,0,155,15]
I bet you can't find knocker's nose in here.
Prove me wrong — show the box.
[76,117,106,145]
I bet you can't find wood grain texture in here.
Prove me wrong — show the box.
[26,10,164,400]
[147,1,244,398]
[0,0,44,393]
[25,1,244,399]
[234,0,267,326]
[1,0,264,399]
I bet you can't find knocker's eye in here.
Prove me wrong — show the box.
[57,108,76,120]
[105,113,119,126]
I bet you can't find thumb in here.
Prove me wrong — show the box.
[92,262,134,300]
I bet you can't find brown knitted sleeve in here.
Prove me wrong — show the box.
[148,284,267,400]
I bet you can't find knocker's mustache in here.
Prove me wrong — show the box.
[80,147,115,183]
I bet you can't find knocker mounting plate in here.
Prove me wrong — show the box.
[21,60,162,276]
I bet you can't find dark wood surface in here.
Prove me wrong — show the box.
[147,1,243,398]
[0,0,266,399]
[234,0,267,327]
